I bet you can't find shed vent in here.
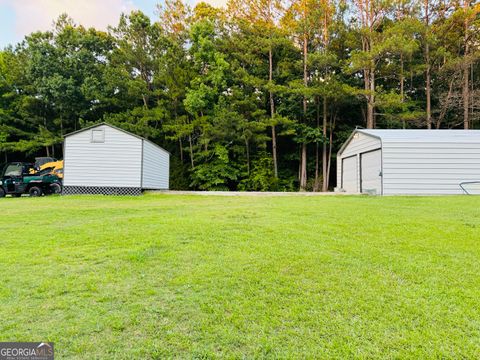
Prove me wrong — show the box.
[91,129,105,143]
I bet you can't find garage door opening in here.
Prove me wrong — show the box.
[360,149,382,195]
[342,155,358,192]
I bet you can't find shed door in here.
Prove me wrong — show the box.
[360,149,382,194]
[342,156,358,192]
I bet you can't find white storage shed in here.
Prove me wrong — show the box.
[337,129,480,195]
[63,123,169,195]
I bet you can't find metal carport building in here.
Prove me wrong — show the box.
[337,129,480,195]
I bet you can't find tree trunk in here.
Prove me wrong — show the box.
[364,0,375,129]
[143,95,148,109]
[471,64,474,120]
[401,54,405,129]
[245,138,250,175]
[299,32,308,191]
[271,125,278,177]
[326,114,335,190]
[322,97,328,192]
[368,66,375,128]
[300,143,307,191]
[436,78,454,129]
[188,135,194,169]
[425,0,432,129]
[364,66,375,129]
[179,138,184,162]
[175,100,183,162]
[463,66,470,129]
[463,0,470,129]
[269,47,278,178]
[426,53,431,129]
[314,97,320,192]
[361,18,375,129]
[400,53,404,103]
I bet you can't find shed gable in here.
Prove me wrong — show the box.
[63,124,143,188]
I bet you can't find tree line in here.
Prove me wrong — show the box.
[0,0,479,191]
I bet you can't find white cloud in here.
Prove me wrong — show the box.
[7,0,136,38]
[0,0,230,46]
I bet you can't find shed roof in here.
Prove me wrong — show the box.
[64,122,170,155]
[358,129,480,143]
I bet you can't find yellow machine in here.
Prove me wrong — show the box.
[30,157,64,179]
[39,160,64,179]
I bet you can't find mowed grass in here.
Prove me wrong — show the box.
[0,194,480,359]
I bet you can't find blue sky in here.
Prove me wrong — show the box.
[0,0,215,48]
[0,2,16,47]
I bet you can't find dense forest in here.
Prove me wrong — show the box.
[0,0,479,191]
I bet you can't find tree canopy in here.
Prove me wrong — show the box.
[0,0,479,190]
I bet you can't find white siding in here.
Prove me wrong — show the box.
[142,140,170,189]
[382,142,480,195]
[336,156,342,191]
[338,132,381,192]
[64,125,142,187]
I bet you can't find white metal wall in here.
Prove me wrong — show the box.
[337,132,381,192]
[64,125,142,187]
[382,142,480,195]
[142,140,170,189]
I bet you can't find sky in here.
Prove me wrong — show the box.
[0,0,226,48]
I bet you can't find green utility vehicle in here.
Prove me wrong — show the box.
[0,162,62,197]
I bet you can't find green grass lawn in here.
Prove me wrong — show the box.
[1,194,479,358]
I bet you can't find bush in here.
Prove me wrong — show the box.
[190,145,240,190]
[238,153,279,191]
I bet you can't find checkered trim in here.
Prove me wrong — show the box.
[62,186,142,196]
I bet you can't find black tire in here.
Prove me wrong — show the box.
[0,188,5,198]
[50,183,62,195]
[29,186,43,197]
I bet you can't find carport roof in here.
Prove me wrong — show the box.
[358,129,480,143]
[338,129,480,156]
